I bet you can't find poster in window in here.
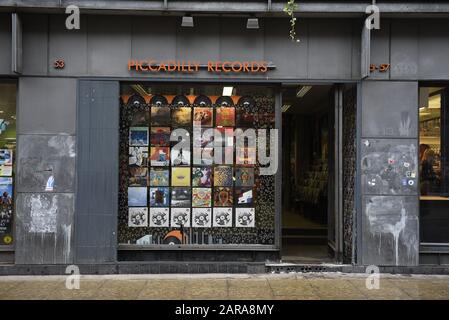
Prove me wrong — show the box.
[150,147,170,166]
[214,128,234,146]
[213,207,233,227]
[149,168,169,186]
[149,208,169,227]
[192,167,212,187]
[0,150,13,166]
[172,107,192,127]
[193,128,214,147]
[216,108,235,127]
[235,208,255,227]
[128,187,147,207]
[129,167,148,187]
[170,208,191,227]
[149,187,170,207]
[236,109,255,127]
[128,207,148,227]
[129,146,149,167]
[214,187,233,207]
[236,147,256,165]
[192,208,212,228]
[0,166,12,177]
[235,167,254,187]
[151,106,171,126]
[130,110,150,126]
[129,127,149,146]
[171,148,191,166]
[171,167,191,187]
[150,127,170,146]
[0,177,13,245]
[193,107,213,127]
[235,188,254,205]
[213,166,233,186]
[171,187,192,207]
[192,188,212,207]
[194,147,214,166]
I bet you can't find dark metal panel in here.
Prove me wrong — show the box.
[11,13,22,74]
[308,19,353,79]
[48,14,88,76]
[87,15,131,76]
[361,81,418,138]
[362,195,419,266]
[264,18,308,79]
[360,21,370,79]
[22,14,48,75]
[75,80,119,263]
[369,21,390,80]
[17,135,76,193]
[390,20,419,79]
[0,13,11,75]
[15,193,74,264]
[418,19,449,80]
[17,77,77,134]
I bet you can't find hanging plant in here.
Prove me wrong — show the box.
[283,0,300,42]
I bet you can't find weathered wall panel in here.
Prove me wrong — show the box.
[75,80,119,263]
[369,22,390,80]
[390,20,419,79]
[22,14,48,75]
[18,77,77,134]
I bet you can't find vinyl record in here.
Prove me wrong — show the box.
[150,94,168,106]
[215,96,234,107]
[194,95,212,106]
[172,95,190,107]
[127,94,146,107]
[237,96,255,108]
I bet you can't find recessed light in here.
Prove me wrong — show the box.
[222,87,233,96]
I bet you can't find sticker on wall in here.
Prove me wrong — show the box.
[149,168,169,186]
[171,187,192,207]
[150,147,170,166]
[213,207,233,227]
[149,208,169,227]
[129,127,149,146]
[129,146,149,167]
[171,208,191,227]
[128,187,147,207]
[171,167,191,187]
[150,127,171,146]
[128,207,148,227]
[192,167,212,187]
[235,208,255,227]
[192,188,212,207]
[214,187,233,206]
[192,208,212,228]
[149,187,170,207]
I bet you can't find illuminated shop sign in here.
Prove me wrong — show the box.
[128,60,273,73]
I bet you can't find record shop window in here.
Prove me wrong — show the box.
[119,83,277,246]
[419,87,449,243]
[0,82,16,247]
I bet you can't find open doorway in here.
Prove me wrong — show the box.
[281,84,335,263]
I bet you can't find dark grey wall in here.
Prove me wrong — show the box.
[75,80,119,263]
[0,13,11,75]
[360,81,419,266]
[15,77,77,264]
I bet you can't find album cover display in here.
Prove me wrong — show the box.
[130,110,150,126]
[149,187,170,206]
[129,127,149,146]
[213,166,233,186]
[171,167,191,187]
[128,207,148,227]
[171,208,191,227]
[235,208,255,227]
[129,146,149,167]
[128,187,147,207]
[236,147,256,165]
[192,188,212,207]
[0,149,13,166]
[216,108,235,127]
[235,188,254,205]
[171,187,192,207]
[214,187,233,206]
[150,127,171,146]
[235,167,255,187]
[192,208,212,228]
[193,107,213,127]
[149,208,169,227]
[213,207,233,227]
[151,106,171,126]
[192,167,212,187]
[150,147,170,166]
[129,167,148,187]
[149,168,169,186]
[172,107,192,127]
[193,128,214,147]
[171,148,191,166]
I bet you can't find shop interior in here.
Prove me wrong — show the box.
[281,84,334,262]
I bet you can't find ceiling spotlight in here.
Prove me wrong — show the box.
[181,15,194,27]
[296,85,312,98]
[281,104,292,113]
[222,86,233,96]
[246,17,259,29]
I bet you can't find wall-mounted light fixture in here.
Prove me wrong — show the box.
[246,17,259,29]
[181,15,194,27]
[296,85,312,98]
[222,86,234,96]
[281,104,292,113]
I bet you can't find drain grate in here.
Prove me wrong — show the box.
[266,264,335,273]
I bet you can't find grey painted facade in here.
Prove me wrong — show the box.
[0,5,448,269]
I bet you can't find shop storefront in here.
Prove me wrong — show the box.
[1,2,449,272]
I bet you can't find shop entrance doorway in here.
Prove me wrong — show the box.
[281,84,352,263]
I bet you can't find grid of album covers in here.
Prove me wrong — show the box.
[119,90,276,246]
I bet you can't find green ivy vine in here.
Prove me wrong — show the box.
[283,0,300,42]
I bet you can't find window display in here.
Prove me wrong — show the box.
[118,83,276,246]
